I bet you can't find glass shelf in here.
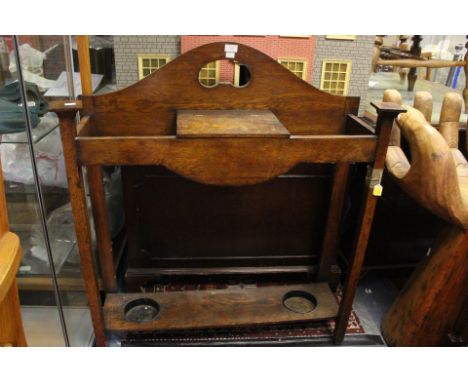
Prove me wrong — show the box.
[13,224,80,277]
[5,181,67,196]
[0,112,59,144]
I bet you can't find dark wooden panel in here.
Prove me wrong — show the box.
[104,283,338,332]
[122,165,332,271]
[364,175,446,267]
[346,115,376,135]
[177,110,290,138]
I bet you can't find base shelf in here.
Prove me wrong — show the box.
[103,283,338,332]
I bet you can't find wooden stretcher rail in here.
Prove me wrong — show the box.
[104,283,338,332]
[126,265,317,276]
[377,58,465,68]
[75,135,377,186]
[76,135,377,165]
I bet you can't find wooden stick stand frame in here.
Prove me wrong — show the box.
[51,42,404,346]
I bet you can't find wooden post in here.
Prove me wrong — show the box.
[87,166,117,292]
[398,35,410,82]
[76,36,117,292]
[333,102,405,344]
[316,163,350,282]
[54,103,107,346]
[76,36,93,95]
[463,36,468,114]
[398,35,409,52]
[371,35,384,72]
[407,35,422,91]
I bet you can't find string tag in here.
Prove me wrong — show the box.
[372,184,383,197]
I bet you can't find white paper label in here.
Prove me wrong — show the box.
[225,44,238,59]
[224,44,238,53]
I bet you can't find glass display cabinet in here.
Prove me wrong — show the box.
[0,35,121,346]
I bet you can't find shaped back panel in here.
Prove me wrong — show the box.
[84,42,359,136]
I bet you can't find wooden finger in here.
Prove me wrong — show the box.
[439,92,462,148]
[383,89,403,146]
[413,91,433,122]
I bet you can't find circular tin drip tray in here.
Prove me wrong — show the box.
[282,291,317,314]
[124,298,160,323]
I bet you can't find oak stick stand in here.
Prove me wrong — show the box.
[51,43,404,346]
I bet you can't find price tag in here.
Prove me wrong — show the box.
[225,44,238,59]
[372,184,383,197]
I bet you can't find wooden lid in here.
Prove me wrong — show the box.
[177,109,290,138]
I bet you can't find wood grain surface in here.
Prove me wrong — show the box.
[381,89,468,346]
[82,42,359,137]
[76,136,376,186]
[177,109,290,138]
[0,157,27,346]
[104,283,338,332]
[382,227,468,346]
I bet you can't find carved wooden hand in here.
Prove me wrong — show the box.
[383,89,468,229]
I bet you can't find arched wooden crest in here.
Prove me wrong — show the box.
[84,42,358,136]
[77,42,363,186]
